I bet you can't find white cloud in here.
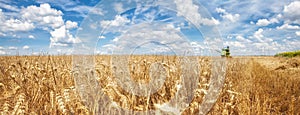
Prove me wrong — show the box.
[253,28,264,42]
[99,35,106,39]
[215,8,226,14]
[50,26,68,40]
[32,52,39,55]
[224,41,245,48]
[190,42,201,48]
[222,14,240,23]
[0,50,5,55]
[283,1,300,24]
[276,23,300,30]
[100,15,130,27]
[256,18,278,26]
[55,48,74,55]
[17,3,80,47]
[0,46,4,50]
[36,0,103,17]
[99,15,130,34]
[296,31,300,36]
[189,41,209,55]
[66,20,78,29]
[0,2,84,52]
[23,45,29,50]
[89,8,104,16]
[236,35,252,43]
[5,19,35,31]
[256,19,269,26]
[50,25,81,47]
[105,23,190,54]
[216,7,240,22]
[97,44,116,54]
[8,46,17,50]
[114,3,124,13]
[0,9,35,32]
[0,2,19,12]
[21,3,64,29]
[250,28,275,44]
[252,42,269,50]
[28,35,35,39]
[0,32,5,36]
[0,3,68,34]
[0,9,4,21]
[64,5,95,17]
[50,43,69,47]
[175,0,219,26]
[36,0,78,7]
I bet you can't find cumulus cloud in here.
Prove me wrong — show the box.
[253,28,264,42]
[283,1,300,24]
[0,3,81,47]
[50,25,81,47]
[3,19,34,31]
[216,7,240,22]
[251,28,274,44]
[23,45,30,50]
[25,4,81,48]
[0,9,35,32]
[21,3,64,29]
[0,3,78,44]
[256,18,278,26]
[175,0,219,26]
[66,20,78,29]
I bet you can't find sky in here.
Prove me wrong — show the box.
[0,0,299,56]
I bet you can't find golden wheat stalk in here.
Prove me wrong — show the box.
[63,89,71,103]
[1,101,10,115]
[50,91,55,113]
[12,93,26,115]
[56,94,68,114]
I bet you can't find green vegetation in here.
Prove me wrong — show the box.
[275,50,300,57]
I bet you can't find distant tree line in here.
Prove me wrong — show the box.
[275,50,300,57]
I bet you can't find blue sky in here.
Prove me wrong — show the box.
[0,0,299,56]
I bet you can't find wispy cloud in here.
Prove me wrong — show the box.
[36,0,99,18]
[0,2,19,11]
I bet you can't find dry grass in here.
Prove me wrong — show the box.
[0,55,299,114]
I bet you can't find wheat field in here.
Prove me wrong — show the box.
[0,55,299,114]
